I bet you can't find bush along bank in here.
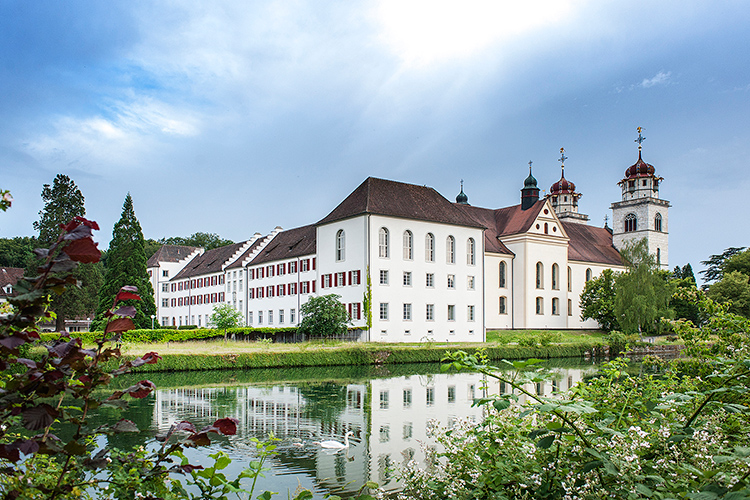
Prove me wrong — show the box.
[105,343,598,373]
[40,326,298,344]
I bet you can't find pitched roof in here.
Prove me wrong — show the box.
[452,204,514,255]
[563,222,624,266]
[172,241,249,280]
[147,245,200,267]
[492,201,546,237]
[225,237,266,269]
[0,267,24,297]
[318,177,485,229]
[248,225,316,266]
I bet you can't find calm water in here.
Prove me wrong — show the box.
[101,360,601,498]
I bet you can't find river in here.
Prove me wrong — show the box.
[102,359,601,498]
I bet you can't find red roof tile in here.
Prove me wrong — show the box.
[147,245,200,267]
[249,225,316,266]
[563,222,623,266]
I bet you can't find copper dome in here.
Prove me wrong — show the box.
[624,151,656,179]
[550,175,576,195]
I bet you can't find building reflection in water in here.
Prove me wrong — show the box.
[148,365,597,498]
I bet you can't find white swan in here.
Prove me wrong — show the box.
[315,431,353,449]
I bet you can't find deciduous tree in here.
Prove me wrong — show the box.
[93,194,156,330]
[159,232,233,250]
[699,246,746,285]
[707,270,750,317]
[579,268,618,331]
[210,303,243,336]
[298,294,350,338]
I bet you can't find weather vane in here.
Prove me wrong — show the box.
[635,126,646,151]
[528,160,533,173]
[558,148,568,166]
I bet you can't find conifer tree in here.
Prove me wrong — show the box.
[93,193,156,330]
[32,174,103,330]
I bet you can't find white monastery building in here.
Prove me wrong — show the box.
[148,133,670,342]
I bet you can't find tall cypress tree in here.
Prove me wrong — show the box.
[32,174,103,331]
[94,193,156,330]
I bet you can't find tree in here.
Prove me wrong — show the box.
[723,249,750,277]
[93,194,156,330]
[707,270,750,317]
[159,232,234,250]
[298,294,351,337]
[210,303,243,336]
[579,268,618,331]
[32,174,102,330]
[699,246,746,285]
[614,239,673,334]
[0,237,38,268]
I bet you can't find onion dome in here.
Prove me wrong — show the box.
[524,170,538,188]
[550,171,576,195]
[455,180,469,204]
[624,150,656,179]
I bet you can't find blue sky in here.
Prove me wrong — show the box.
[1,0,748,278]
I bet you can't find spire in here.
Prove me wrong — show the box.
[455,179,469,205]
[558,147,568,178]
[521,160,539,210]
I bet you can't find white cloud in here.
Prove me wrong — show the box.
[639,70,672,88]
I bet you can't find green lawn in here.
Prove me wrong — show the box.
[486,329,607,345]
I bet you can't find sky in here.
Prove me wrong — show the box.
[1,0,749,279]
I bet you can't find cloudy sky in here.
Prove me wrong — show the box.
[1,1,748,278]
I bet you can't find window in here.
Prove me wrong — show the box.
[162,283,169,292]
[657,247,661,266]
[552,298,559,315]
[426,387,435,406]
[446,236,455,264]
[567,266,572,292]
[447,274,455,289]
[448,386,456,403]
[279,309,284,324]
[468,305,475,321]
[467,276,475,290]
[301,259,309,272]
[162,298,169,307]
[379,303,389,320]
[379,425,390,443]
[290,308,296,324]
[379,270,389,285]
[300,281,309,294]
[536,297,543,315]
[162,270,169,277]
[403,230,413,260]
[403,303,412,321]
[403,423,413,440]
[426,273,434,288]
[426,304,435,321]
[288,261,297,273]
[336,272,345,286]
[336,229,345,261]
[536,262,544,289]
[625,213,637,232]
[258,311,263,324]
[403,389,412,408]
[499,296,507,314]
[552,263,559,290]
[403,271,412,286]
[447,304,455,321]
[379,227,390,258]
[425,233,435,262]
[568,299,572,316]
[655,213,662,232]
[379,390,389,409]
[499,261,507,288]
[268,310,273,324]
[467,238,476,265]
[586,268,593,282]
[351,303,361,320]
[351,270,361,285]
[248,312,253,324]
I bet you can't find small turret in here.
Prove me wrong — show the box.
[455,180,469,205]
[521,161,539,210]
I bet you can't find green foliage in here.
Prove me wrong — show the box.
[210,303,244,333]
[33,174,85,246]
[670,275,701,323]
[0,189,11,211]
[615,239,673,334]
[722,248,750,278]
[144,238,163,260]
[298,294,351,337]
[93,193,156,330]
[672,263,696,283]
[708,270,750,317]
[0,236,38,267]
[159,232,234,250]
[580,268,619,331]
[363,267,372,331]
[700,246,746,285]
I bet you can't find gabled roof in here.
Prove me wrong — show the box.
[172,241,249,280]
[492,200,547,237]
[563,222,624,266]
[452,204,514,255]
[147,245,200,267]
[225,237,266,270]
[248,225,316,266]
[0,267,24,297]
[318,177,485,229]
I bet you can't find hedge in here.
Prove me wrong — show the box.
[40,327,299,345]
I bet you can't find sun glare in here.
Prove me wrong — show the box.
[377,0,575,66]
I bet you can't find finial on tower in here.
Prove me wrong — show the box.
[558,148,568,177]
[635,127,646,152]
[528,160,533,173]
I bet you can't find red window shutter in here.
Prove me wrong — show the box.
[312,280,316,293]
[348,303,352,317]
[311,258,315,270]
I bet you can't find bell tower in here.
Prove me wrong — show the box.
[548,148,588,224]
[611,128,670,268]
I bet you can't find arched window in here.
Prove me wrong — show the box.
[446,236,455,264]
[335,229,345,261]
[567,266,572,292]
[536,262,544,289]
[535,297,543,315]
[624,213,637,232]
[403,230,413,260]
[544,222,549,234]
[467,238,476,265]
[499,296,507,315]
[552,263,559,290]
[585,268,592,282]
[425,233,435,262]
[378,228,389,258]
[499,261,506,288]
[654,213,662,232]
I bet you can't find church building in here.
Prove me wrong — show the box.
[148,131,670,341]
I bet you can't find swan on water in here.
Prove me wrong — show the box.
[315,431,353,449]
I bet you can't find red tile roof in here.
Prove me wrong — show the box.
[0,267,24,298]
[318,177,485,229]
[147,245,200,267]
[172,241,249,280]
[563,222,623,266]
[225,238,266,269]
[249,225,316,266]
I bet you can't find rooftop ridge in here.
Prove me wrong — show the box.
[242,227,283,267]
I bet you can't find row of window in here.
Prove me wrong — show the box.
[249,258,314,279]
[321,270,362,288]
[624,212,663,233]
[379,303,476,322]
[379,386,465,410]
[340,228,477,265]
[249,281,315,299]
[249,308,296,326]
[534,297,574,316]
[378,270,476,290]
[162,292,226,308]
[166,275,225,293]
[535,263,594,290]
